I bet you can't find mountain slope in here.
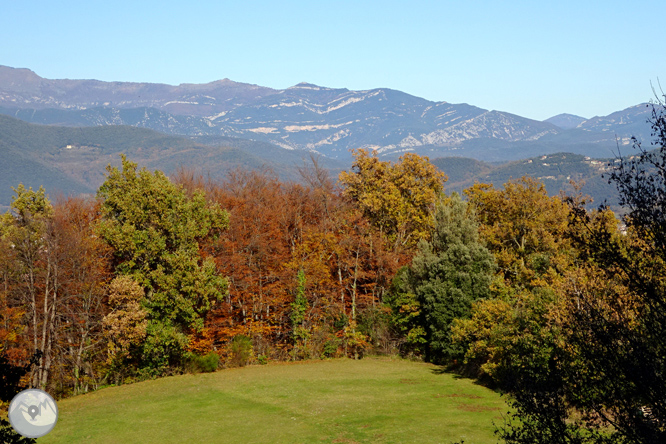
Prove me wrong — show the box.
[578,103,655,143]
[0,115,339,207]
[0,66,570,160]
[0,112,631,212]
[433,152,620,208]
[0,66,658,164]
[0,135,93,208]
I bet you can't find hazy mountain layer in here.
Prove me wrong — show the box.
[0,114,629,213]
[0,65,275,117]
[0,114,343,207]
[544,113,587,129]
[434,152,620,209]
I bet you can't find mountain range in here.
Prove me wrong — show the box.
[0,113,620,212]
[0,65,660,213]
[0,65,658,162]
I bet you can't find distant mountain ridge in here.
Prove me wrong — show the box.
[0,114,346,208]
[0,114,625,214]
[434,152,620,209]
[0,65,658,162]
[0,65,276,117]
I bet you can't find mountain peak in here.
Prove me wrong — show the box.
[177,78,251,88]
[0,65,43,89]
[544,113,587,130]
[288,82,334,91]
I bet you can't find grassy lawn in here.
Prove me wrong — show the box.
[38,357,508,444]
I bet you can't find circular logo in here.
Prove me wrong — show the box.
[8,389,58,438]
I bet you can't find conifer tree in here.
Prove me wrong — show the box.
[406,193,495,363]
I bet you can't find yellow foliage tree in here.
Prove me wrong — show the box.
[102,276,147,369]
[464,176,572,289]
[339,149,447,249]
[451,177,581,382]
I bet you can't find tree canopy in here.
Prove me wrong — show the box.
[494,102,666,443]
[97,155,228,371]
[387,193,495,363]
[339,149,447,248]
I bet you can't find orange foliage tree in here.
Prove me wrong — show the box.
[0,190,112,395]
[187,165,411,361]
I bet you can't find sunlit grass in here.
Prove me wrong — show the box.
[39,357,508,444]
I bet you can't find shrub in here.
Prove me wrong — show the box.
[184,352,220,374]
[228,335,253,367]
[322,338,341,358]
[358,305,397,355]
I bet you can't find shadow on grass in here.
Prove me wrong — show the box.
[430,364,501,392]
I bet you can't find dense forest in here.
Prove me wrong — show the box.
[1,104,666,443]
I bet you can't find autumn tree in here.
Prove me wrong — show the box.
[464,177,572,290]
[202,170,294,353]
[49,197,112,395]
[202,166,408,360]
[102,276,147,383]
[496,103,666,444]
[0,185,58,390]
[285,206,379,359]
[0,191,114,395]
[446,177,575,382]
[339,149,446,249]
[0,232,30,368]
[97,155,228,372]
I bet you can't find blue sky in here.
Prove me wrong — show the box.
[2,1,665,120]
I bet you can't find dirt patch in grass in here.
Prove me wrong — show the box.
[456,403,501,413]
[332,437,359,443]
[434,393,482,399]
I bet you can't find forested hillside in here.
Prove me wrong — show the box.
[2,105,666,443]
[0,114,345,208]
[433,152,621,208]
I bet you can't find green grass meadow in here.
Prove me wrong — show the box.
[39,358,508,444]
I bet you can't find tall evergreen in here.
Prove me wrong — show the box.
[409,193,495,363]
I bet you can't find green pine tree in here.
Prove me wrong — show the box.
[408,193,496,363]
